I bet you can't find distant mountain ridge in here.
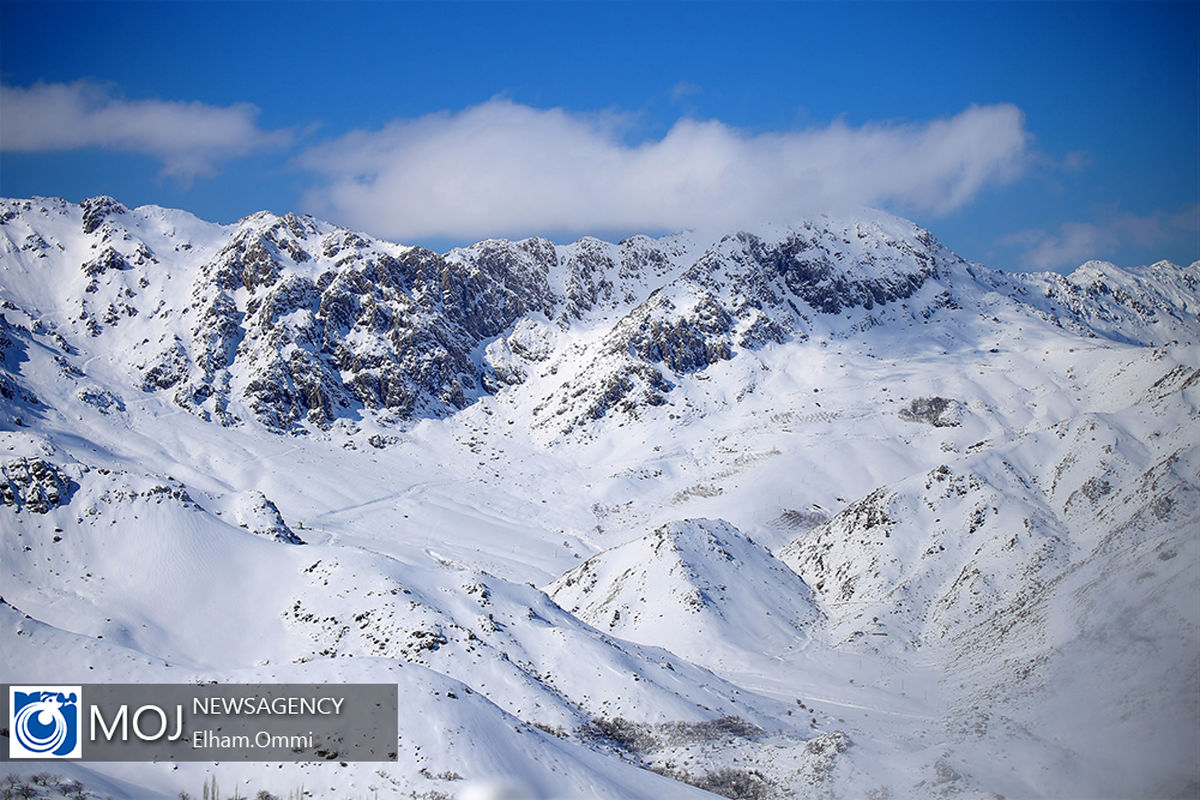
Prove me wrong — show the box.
[2,195,1195,437]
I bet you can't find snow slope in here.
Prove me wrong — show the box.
[548,518,821,673]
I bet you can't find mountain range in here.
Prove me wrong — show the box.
[1,195,1197,799]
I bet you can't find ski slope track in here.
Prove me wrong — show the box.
[0,195,1197,799]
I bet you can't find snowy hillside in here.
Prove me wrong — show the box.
[1,196,1197,799]
[548,518,821,673]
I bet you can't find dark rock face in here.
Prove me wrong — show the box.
[898,397,964,428]
[139,338,190,392]
[737,312,788,349]
[80,196,128,236]
[685,226,942,316]
[581,363,672,421]
[82,247,130,277]
[163,220,565,430]
[625,294,734,374]
[1,457,74,513]
[766,233,935,314]
[77,387,125,414]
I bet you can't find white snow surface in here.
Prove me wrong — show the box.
[0,195,1197,799]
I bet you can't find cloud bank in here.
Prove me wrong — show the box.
[1003,204,1200,271]
[0,81,289,179]
[298,99,1030,240]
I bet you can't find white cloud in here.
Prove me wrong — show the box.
[1003,204,1200,271]
[1003,222,1118,271]
[297,99,1030,240]
[0,81,289,180]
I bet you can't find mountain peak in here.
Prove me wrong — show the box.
[548,518,820,669]
[80,194,129,234]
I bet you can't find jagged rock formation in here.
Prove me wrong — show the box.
[232,490,304,544]
[898,396,964,427]
[0,456,72,513]
[4,197,1193,437]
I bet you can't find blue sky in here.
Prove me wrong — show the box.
[1,1,1196,271]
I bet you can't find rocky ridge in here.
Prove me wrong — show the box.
[5,197,1193,439]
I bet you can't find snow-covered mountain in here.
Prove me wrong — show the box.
[548,518,822,672]
[1,196,1197,799]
